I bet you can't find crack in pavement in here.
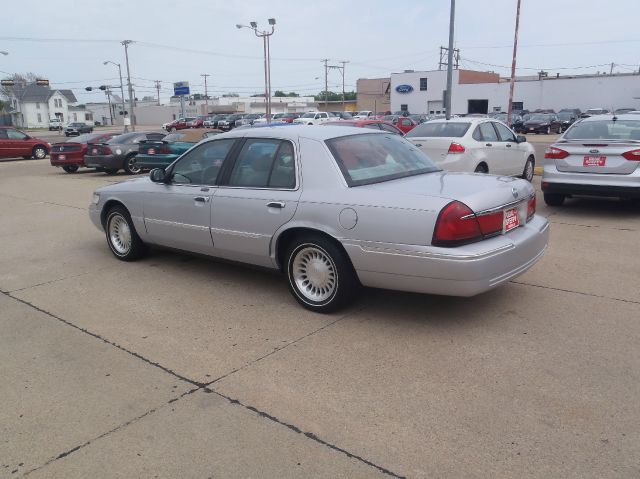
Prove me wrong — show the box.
[3,292,404,478]
[548,219,637,232]
[7,267,115,294]
[510,280,640,305]
[0,192,86,211]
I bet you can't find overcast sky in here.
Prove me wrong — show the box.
[1,0,639,104]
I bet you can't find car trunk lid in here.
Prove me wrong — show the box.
[550,140,640,174]
[405,137,458,163]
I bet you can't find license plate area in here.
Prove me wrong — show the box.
[59,155,66,161]
[583,155,606,167]
[503,207,520,233]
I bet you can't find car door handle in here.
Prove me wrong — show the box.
[194,196,210,203]
[485,143,493,147]
[266,201,285,209]
[414,143,423,147]
[506,143,512,147]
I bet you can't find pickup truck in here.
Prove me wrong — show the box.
[49,118,63,131]
[292,111,335,125]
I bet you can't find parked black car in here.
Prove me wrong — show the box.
[522,113,562,134]
[65,122,93,136]
[216,114,244,131]
[557,111,579,132]
[558,108,581,117]
[84,131,166,175]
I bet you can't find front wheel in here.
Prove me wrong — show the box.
[63,165,79,173]
[105,206,147,261]
[543,193,565,207]
[123,155,141,175]
[522,156,535,182]
[286,235,359,313]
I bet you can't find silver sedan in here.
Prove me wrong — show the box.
[89,126,549,312]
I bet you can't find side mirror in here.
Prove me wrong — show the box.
[516,135,527,143]
[149,168,167,183]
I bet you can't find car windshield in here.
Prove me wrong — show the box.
[301,113,316,118]
[563,119,640,140]
[326,133,440,186]
[107,132,140,144]
[405,122,471,138]
[70,133,103,143]
[557,113,573,120]
[162,133,188,142]
[283,113,297,118]
[528,115,551,121]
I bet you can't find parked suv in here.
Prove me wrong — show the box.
[49,118,63,131]
[65,122,93,136]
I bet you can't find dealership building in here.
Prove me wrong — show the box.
[386,69,640,115]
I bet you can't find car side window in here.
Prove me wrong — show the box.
[493,122,516,142]
[401,119,412,126]
[0,130,8,139]
[228,139,296,189]
[478,123,499,142]
[6,129,28,140]
[472,126,483,141]
[379,123,401,134]
[171,139,236,185]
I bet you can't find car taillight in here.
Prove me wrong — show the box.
[475,211,503,238]
[527,195,536,221]
[448,142,466,154]
[432,201,482,247]
[159,145,172,154]
[544,146,569,159]
[101,146,112,155]
[622,149,640,161]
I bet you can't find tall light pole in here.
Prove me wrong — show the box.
[121,40,135,131]
[507,0,522,127]
[236,18,276,123]
[103,60,128,132]
[201,73,210,114]
[445,0,455,120]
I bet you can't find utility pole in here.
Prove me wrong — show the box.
[155,80,161,106]
[201,74,210,113]
[121,40,135,131]
[105,87,114,126]
[445,0,455,120]
[507,0,522,127]
[339,60,349,110]
[610,62,615,74]
[322,59,329,109]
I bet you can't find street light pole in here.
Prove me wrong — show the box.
[121,40,135,131]
[507,0,522,127]
[236,19,276,123]
[104,60,128,132]
[445,0,455,120]
[201,74,210,114]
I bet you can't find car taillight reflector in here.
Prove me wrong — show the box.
[544,146,569,159]
[101,147,112,155]
[432,201,482,247]
[527,195,536,221]
[159,145,172,154]
[622,149,640,161]
[448,142,466,154]
[475,211,503,237]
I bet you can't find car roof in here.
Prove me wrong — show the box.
[200,124,383,143]
[579,113,640,122]
[424,118,485,125]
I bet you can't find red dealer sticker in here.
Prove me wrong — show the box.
[583,156,606,167]
[503,208,520,232]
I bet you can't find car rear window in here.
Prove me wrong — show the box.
[162,133,187,142]
[326,133,439,186]
[107,132,140,144]
[405,122,470,138]
[70,133,103,143]
[564,120,640,140]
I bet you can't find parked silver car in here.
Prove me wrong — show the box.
[89,126,549,312]
[542,114,640,205]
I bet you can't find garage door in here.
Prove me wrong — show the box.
[427,101,443,115]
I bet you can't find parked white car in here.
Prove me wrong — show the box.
[293,112,334,125]
[352,110,374,120]
[405,118,536,180]
[49,118,63,131]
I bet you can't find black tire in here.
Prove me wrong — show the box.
[522,156,535,182]
[32,146,47,159]
[65,133,70,137]
[63,165,79,173]
[123,154,141,175]
[104,168,119,175]
[543,193,565,207]
[285,235,359,313]
[105,206,147,261]
[22,156,31,160]
[474,163,488,174]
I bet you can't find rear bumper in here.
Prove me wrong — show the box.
[542,182,640,198]
[50,153,85,167]
[543,164,640,197]
[344,215,549,297]
[84,154,123,169]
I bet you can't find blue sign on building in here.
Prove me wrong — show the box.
[395,84,414,94]
[174,81,190,96]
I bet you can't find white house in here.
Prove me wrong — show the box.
[4,84,92,128]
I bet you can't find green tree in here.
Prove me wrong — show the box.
[314,90,356,102]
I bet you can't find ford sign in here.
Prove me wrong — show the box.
[395,84,414,94]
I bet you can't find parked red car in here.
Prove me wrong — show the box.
[382,115,418,134]
[281,113,301,123]
[0,126,51,160]
[188,116,207,128]
[50,132,117,173]
[323,119,404,135]
[164,117,196,132]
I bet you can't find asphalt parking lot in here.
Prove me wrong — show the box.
[1,154,639,478]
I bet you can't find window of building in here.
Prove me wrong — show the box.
[73,113,78,121]
[37,113,42,122]
[36,102,40,109]
[85,113,93,121]
[400,104,408,112]
[419,78,428,91]
[512,101,523,111]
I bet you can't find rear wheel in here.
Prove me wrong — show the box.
[123,155,141,175]
[286,235,359,313]
[474,163,488,174]
[544,193,565,206]
[522,156,535,182]
[62,165,79,173]
[105,206,147,261]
